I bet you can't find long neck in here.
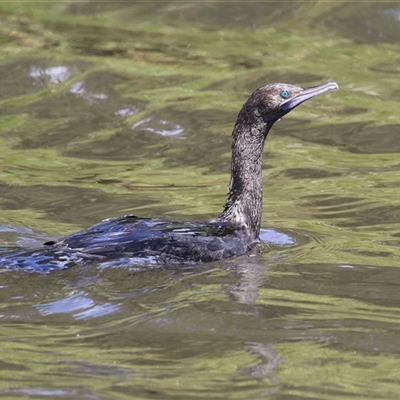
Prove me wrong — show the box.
[218,113,270,238]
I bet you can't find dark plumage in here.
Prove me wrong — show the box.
[0,81,338,271]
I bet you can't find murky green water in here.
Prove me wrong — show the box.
[1,1,400,398]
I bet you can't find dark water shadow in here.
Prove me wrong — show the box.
[109,2,303,30]
[323,3,400,44]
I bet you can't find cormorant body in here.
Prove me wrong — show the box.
[0,81,338,271]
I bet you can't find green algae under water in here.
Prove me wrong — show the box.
[1,2,400,399]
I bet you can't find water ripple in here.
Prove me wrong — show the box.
[35,291,121,320]
[132,117,185,137]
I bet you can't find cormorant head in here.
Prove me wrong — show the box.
[244,81,338,127]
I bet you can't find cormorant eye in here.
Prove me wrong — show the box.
[280,90,290,99]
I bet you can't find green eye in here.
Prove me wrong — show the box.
[280,90,290,99]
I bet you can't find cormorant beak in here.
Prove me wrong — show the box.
[280,81,338,112]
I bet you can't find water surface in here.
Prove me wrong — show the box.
[1,1,400,399]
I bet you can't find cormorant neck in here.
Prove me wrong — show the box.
[217,108,272,238]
